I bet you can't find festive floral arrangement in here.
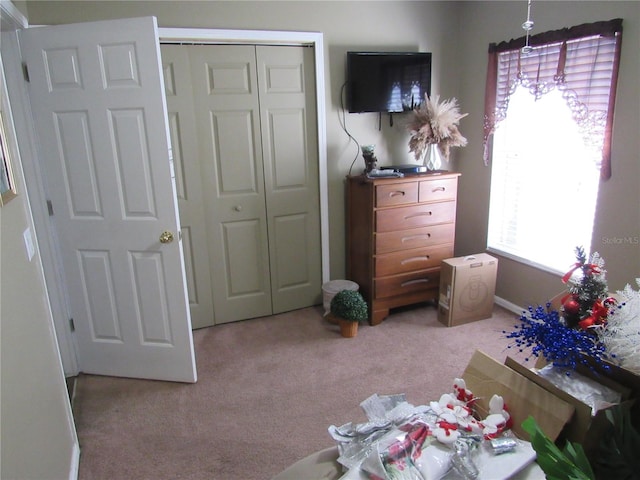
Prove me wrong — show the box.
[406,94,468,162]
[505,246,640,374]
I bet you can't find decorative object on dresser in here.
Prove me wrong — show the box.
[360,144,378,174]
[346,172,460,325]
[406,95,468,170]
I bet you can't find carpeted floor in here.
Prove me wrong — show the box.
[73,302,528,480]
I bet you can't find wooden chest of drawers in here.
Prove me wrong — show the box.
[346,172,460,325]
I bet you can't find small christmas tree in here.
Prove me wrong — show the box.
[561,246,615,329]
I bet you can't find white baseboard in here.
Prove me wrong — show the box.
[494,296,525,315]
[69,443,80,480]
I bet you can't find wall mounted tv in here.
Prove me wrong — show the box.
[346,51,432,114]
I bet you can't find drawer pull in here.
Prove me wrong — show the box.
[401,255,430,265]
[405,211,432,219]
[432,186,446,192]
[389,191,406,197]
[401,233,431,243]
[401,278,430,287]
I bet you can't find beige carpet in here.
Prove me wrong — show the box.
[73,302,527,480]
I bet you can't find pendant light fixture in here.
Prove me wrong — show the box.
[521,0,534,55]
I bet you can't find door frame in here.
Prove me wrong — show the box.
[16,25,329,377]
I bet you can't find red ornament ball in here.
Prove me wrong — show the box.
[563,298,580,315]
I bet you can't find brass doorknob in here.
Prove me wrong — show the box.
[159,231,174,244]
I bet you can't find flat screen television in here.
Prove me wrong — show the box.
[346,51,432,113]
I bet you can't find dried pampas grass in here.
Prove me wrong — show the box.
[407,94,468,162]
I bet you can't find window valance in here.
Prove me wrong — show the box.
[483,19,623,179]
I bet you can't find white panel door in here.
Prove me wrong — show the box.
[20,17,197,382]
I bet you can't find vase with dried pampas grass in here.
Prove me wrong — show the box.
[407,94,468,170]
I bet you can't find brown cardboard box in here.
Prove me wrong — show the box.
[515,356,634,453]
[462,350,575,442]
[438,253,498,327]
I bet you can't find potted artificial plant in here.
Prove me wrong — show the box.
[330,290,368,338]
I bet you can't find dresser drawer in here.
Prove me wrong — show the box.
[419,177,458,203]
[375,181,418,207]
[374,269,440,299]
[375,223,455,254]
[375,244,453,277]
[376,201,456,233]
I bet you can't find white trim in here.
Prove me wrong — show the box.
[487,247,564,279]
[158,27,330,282]
[68,442,80,480]
[0,0,28,30]
[494,295,525,315]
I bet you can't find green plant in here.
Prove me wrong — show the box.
[521,416,594,480]
[592,405,640,479]
[330,290,368,322]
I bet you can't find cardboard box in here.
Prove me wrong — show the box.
[462,350,575,442]
[438,253,498,327]
[518,356,634,454]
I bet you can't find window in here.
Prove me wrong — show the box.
[484,20,623,273]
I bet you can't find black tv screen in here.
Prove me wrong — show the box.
[346,51,432,113]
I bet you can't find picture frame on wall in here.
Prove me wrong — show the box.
[0,110,17,206]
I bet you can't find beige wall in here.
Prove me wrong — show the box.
[23,1,640,304]
[0,27,78,480]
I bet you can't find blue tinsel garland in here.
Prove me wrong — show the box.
[503,304,612,372]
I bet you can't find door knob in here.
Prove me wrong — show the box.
[159,231,174,244]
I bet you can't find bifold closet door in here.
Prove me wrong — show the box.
[189,44,273,323]
[256,45,321,315]
[161,45,215,329]
[162,44,321,325]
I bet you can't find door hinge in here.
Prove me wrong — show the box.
[69,318,75,332]
[22,62,30,82]
[46,199,54,216]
